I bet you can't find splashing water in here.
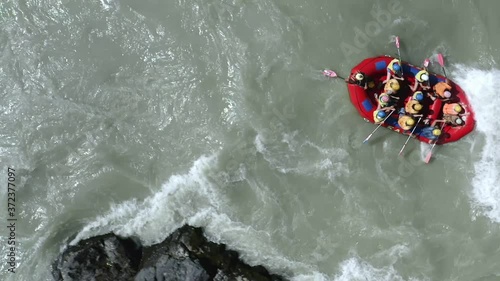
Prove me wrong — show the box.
[454,66,500,223]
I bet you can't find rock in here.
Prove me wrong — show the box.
[52,234,142,281]
[134,257,210,281]
[53,225,287,281]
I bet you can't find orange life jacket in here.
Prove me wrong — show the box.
[405,100,421,114]
[398,115,414,130]
[433,82,452,98]
[443,103,461,115]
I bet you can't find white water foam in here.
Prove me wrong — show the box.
[71,154,222,245]
[254,132,349,181]
[69,153,324,278]
[333,257,428,281]
[68,136,432,281]
[99,0,116,11]
[288,244,421,281]
[454,66,500,223]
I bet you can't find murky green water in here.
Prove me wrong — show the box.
[1,0,500,280]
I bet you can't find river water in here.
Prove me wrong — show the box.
[1,0,500,280]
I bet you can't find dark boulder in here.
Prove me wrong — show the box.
[53,225,287,281]
[52,234,142,281]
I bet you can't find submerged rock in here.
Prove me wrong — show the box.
[53,225,286,281]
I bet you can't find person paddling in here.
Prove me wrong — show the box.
[429,79,452,101]
[383,78,401,98]
[377,93,391,107]
[398,115,416,131]
[412,91,425,103]
[399,96,423,118]
[420,126,442,141]
[404,100,423,115]
[443,103,465,116]
[383,58,404,83]
[376,92,399,114]
[411,69,431,91]
[433,112,469,126]
[373,106,395,124]
[347,71,375,90]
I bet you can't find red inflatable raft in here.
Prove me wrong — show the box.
[346,56,475,144]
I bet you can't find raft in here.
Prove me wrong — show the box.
[347,56,475,144]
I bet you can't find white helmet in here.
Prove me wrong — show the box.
[355,73,364,81]
[444,91,451,98]
[421,74,429,82]
[456,118,464,125]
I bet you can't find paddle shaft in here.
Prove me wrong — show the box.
[395,36,403,75]
[441,67,447,78]
[424,122,446,163]
[363,109,396,143]
[398,117,422,155]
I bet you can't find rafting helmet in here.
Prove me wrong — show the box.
[393,63,401,72]
[368,81,375,88]
[413,103,423,111]
[432,129,442,136]
[421,73,429,82]
[413,91,424,101]
[355,72,364,81]
[377,111,387,119]
[390,80,400,91]
[379,94,390,103]
[406,118,415,126]
[454,104,462,113]
[444,90,452,98]
[455,117,464,125]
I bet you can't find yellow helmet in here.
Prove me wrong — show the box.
[406,118,415,126]
[390,81,400,91]
[368,81,375,88]
[454,104,462,113]
[432,129,442,136]
[413,103,423,111]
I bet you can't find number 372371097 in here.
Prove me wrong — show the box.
[8,168,16,214]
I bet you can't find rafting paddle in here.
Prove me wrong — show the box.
[323,69,346,80]
[424,139,438,163]
[395,36,403,74]
[398,116,422,156]
[424,123,446,163]
[423,58,430,69]
[362,109,396,144]
[437,53,447,77]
